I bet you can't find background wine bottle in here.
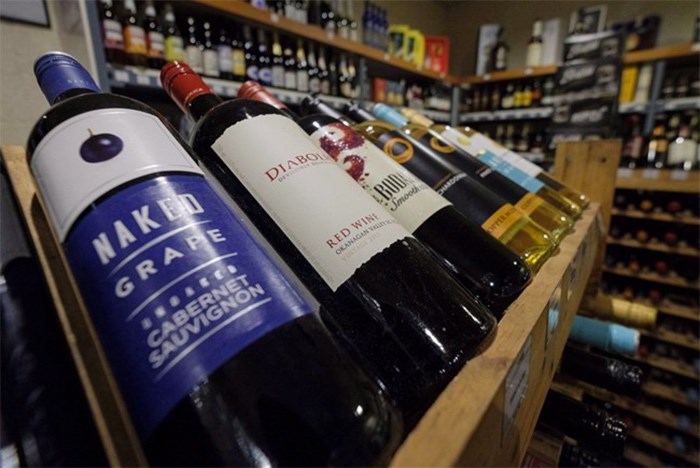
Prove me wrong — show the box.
[568,315,639,356]
[29,52,400,466]
[216,26,234,81]
[559,346,643,396]
[184,16,203,74]
[122,0,147,67]
[162,4,185,63]
[402,110,586,219]
[374,105,574,244]
[98,0,126,64]
[201,21,219,78]
[342,102,556,271]
[539,391,627,456]
[143,0,165,70]
[162,63,497,425]
[243,87,532,317]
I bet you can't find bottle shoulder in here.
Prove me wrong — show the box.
[27,93,166,161]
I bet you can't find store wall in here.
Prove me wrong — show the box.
[376,0,451,37]
[0,0,92,146]
[444,0,697,76]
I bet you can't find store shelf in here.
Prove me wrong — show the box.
[560,379,700,437]
[640,328,700,351]
[2,144,602,467]
[390,206,602,467]
[659,97,700,112]
[607,237,700,257]
[603,266,700,290]
[192,0,457,83]
[611,208,700,226]
[459,107,553,123]
[615,168,700,193]
[629,425,700,466]
[623,43,700,64]
[659,301,700,322]
[643,381,700,411]
[460,65,558,84]
[629,353,699,381]
[624,446,660,467]
[618,102,650,114]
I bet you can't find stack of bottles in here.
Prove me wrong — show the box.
[20,50,593,465]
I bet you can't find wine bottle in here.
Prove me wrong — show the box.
[342,103,556,271]
[540,392,627,456]
[0,165,108,466]
[381,106,574,243]
[403,112,588,216]
[162,4,184,63]
[560,346,643,396]
[318,45,331,95]
[143,1,165,70]
[122,0,147,67]
[568,315,639,356]
[201,21,219,78]
[525,18,543,67]
[501,83,514,109]
[256,29,273,86]
[243,87,532,316]
[645,115,668,169]
[216,26,233,81]
[184,16,203,74]
[282,38,297,90]
[242,24,258,81]
[620,114,644,168]
[488,27,508,72]
[98,0,126,64]
[667,115,698,170]
[30,52,401,466]
[230,26,246,81]
[307,43,321,94]
[295,39,309,92]
[162,62,497,423]
[270,31,285,88]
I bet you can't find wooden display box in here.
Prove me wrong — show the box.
[3,145,602,467]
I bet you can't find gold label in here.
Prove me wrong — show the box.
[482,203,523,239]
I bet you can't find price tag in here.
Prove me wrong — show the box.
[692,43,700,53]
[135,74,150,86]
[525,67,533,76]
[546,282,562,347]
[503,336,531,443]
[671,170,689,180]
[270,13,279,23]
[212,85,224,95]
[617,168,633,178]
[483,73,491,81]
[665,101,677,111]
[113,69,129,83]
[567,248,579,301]
[642,169,660,179]
[327,31,335,40]
[383,53,390,61]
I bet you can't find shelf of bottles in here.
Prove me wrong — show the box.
[96,0,453,122]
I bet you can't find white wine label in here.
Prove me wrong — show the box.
[212,115,411,291]
[31,108,202,240]
[309,122,451,233]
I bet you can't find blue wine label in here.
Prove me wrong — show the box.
[31,108,314,438]
[475,150,545,193]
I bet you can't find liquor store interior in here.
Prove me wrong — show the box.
[0,0,698,466]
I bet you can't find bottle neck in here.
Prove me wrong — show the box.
[188,93,224,121]
[302,98,353,125]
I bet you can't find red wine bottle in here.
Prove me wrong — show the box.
[161,62,497,424]
[560,346,643,396]
[238,85,532,317]
[29,52,401,466]
[540,391,627,456]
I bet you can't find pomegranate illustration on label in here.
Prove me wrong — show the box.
[80,129,124,163]
[318,122,363,158]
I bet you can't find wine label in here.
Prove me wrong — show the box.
[32,108,314,437]
[203,49,219,77]
[185,45,203,73]
[164,36,184,62]
[232,50,246,76]
[514,192,545,217]
[217,45,233,72]
[246,64,259,81]
[258,66,272,85]
[296,72,309,92]
[374,129,509,229]
[284,70,296,89]
[309,122,451,233]
[272,65,285,88]
[212,115,410,291]
[124,25,147,55]
[147,31,164,58]
[481,203,523,239]
[103,19,124,50]
[31,109,202,239]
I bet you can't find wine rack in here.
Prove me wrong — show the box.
[2,144,602,467]
[602,169,699,466]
